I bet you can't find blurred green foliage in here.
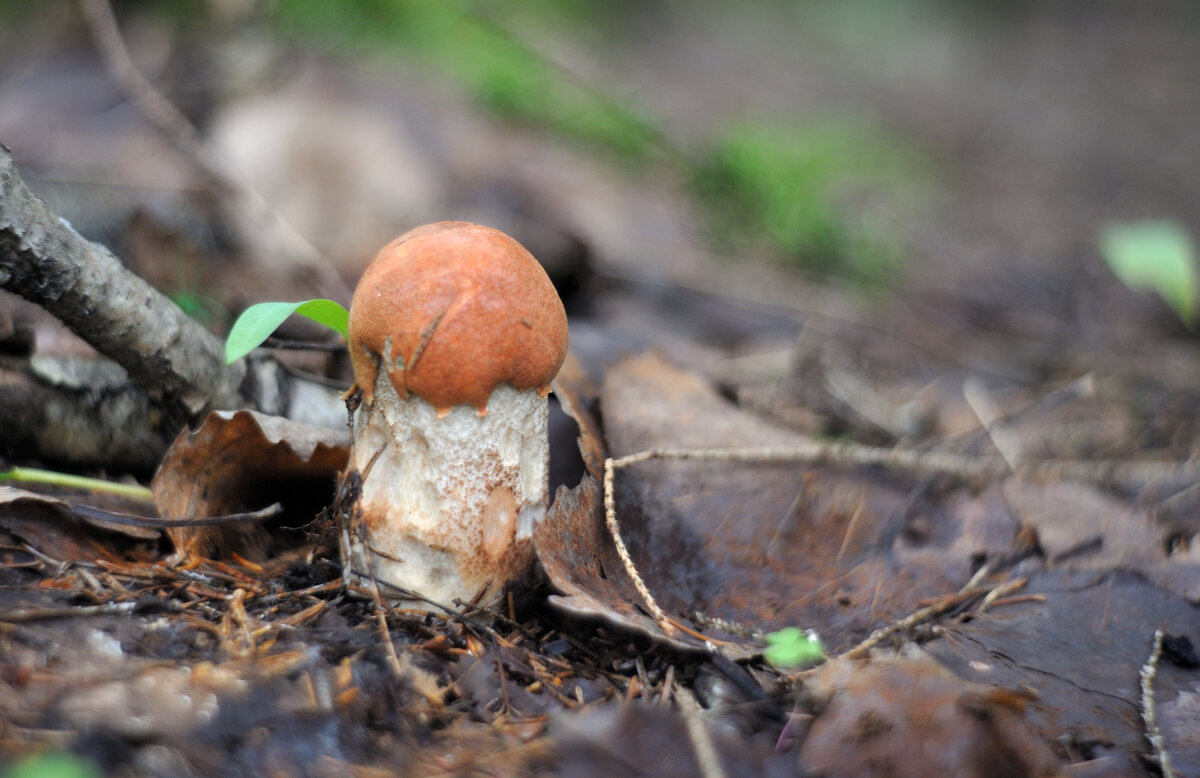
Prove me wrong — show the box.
[167,260,225,326]
[273,1,926,282]
[2,753,102,778]
[0,0,930,283]
[274,0,661,158]
[694,122,926,281]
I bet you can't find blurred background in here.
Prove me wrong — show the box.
[3,0,1200,409]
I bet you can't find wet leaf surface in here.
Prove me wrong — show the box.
[540,350,1200,772]
[926,569,1200,771]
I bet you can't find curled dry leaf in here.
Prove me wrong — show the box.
[550,350,606,480]
[151,410,348,564]
[537,352,737,655]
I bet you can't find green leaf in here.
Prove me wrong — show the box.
[1100,220,1199,328]
[224,299,349,364]
[4,753,103,778]
[764,627,824,669]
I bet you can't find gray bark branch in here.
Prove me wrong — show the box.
[0,146,245,423]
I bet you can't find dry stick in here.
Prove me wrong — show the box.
[371,589,405,678]
[675,685,728,778]
[840,579,1025,662]
[363,519,407,677]
[603,456,676,636]
[77,0,350,301]
[1140,630,1176,778]
[604,440,1200,640]
[1,601,137,622]
[2,149,346,432]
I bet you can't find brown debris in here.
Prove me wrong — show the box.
[799,649,1065,777]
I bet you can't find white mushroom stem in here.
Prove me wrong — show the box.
[350,372,549,610]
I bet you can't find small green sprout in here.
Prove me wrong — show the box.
[0,466,154,502]
[764,626,825,669]
[224,299,349,364]
[1099,219,1199,329]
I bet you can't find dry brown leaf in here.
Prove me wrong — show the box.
[0,485,159,563]
[799,648,1065,777]
[927,568,1200,770]
[538,352,1023,655]
[151,410,348,562]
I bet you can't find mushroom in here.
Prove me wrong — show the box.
[346,221,569,610]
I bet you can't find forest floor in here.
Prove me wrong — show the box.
[2,2,1199,776]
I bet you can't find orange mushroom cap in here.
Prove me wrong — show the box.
[348,221,569,415]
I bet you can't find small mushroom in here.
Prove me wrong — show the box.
[346,221,569,609]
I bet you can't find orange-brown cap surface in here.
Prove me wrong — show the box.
[348,221,569,414]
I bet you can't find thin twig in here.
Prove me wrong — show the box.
[675,685,727,778]
[72,502,283,528]
[1140,630,1175,778]
[841,579,1025,661]
[366,537,405,677]
[0,601,137,622]
[607,443,1200,492]
[603,456,676,635]
[977,578,1033,613]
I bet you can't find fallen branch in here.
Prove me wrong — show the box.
[0,148,243,422]
[0,356,173,471]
